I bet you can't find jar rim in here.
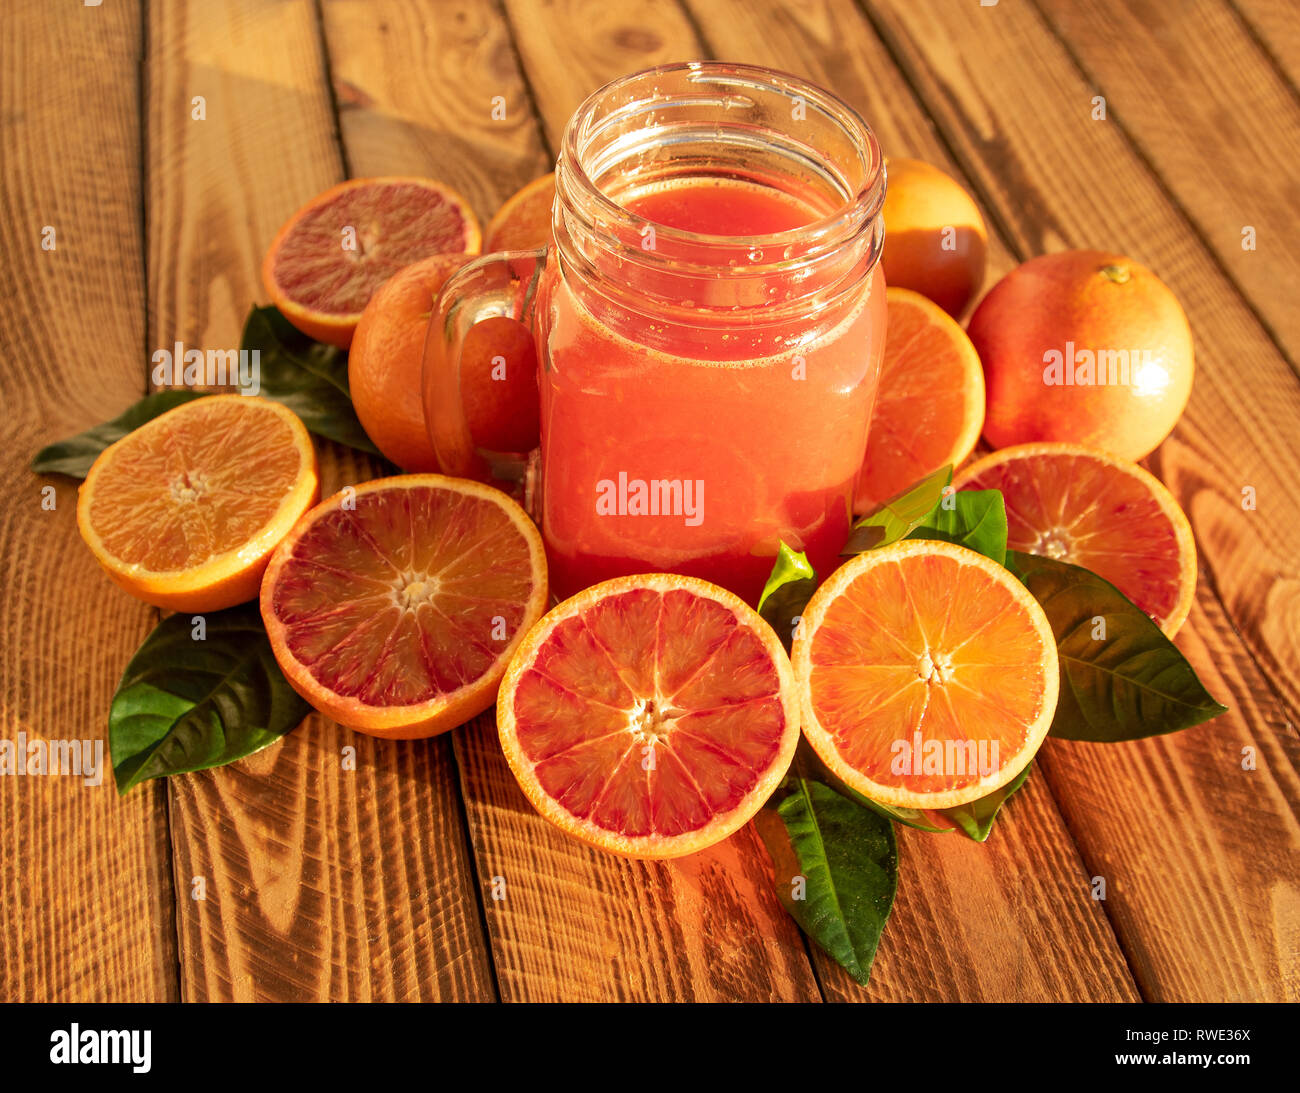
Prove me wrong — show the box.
[558,60,886,252]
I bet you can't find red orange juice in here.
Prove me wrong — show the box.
[537,176,886,602]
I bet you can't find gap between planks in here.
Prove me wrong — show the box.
[848,0,1300,728]
[674,0,1136,1002]
[1027,0,1300,380]
[849,0,1299,1000]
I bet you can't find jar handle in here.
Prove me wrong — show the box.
[421,247,547,483]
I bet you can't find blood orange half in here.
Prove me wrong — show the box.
[261,177,482,348]
[77,395,318,612]
[483,172,554,252]
[260,475,547,739]
[792,539,1059,810]
[497,573,801,859]
[954,442,1196,635]
[855,287,985,513]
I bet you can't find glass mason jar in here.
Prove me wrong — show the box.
[425,61,886,603]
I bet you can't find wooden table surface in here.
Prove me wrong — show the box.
[4,0,1298,1003]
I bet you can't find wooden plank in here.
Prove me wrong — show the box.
[504,0,702,150]
[0,0,178,1003]
[863,0,1300,710]
[1040,585,1300,1001]
[145,0,494,1001]
[457,717,821,1001]
[857,0,1300,1000]
[860,780,1139,1002]
[1035,0,1300,368]
[446,0,826,1001]
[681,0,1137,1002]
[1230,0,1300,91]
[324,0,551,216]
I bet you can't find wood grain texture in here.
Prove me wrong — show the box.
[865,0,1300,721]
[166,733,494,1000]
[329,0,822,1002]
[0,0,179,1003]
[503,0,702,150]
[1038,584,1300,1001]
[8,0,1298,1005]
[146,0,493,1001]
[323,0,552,220]
[456,717,821,1001]
[851,778,1139,1002]
[1230,0,1300,91]
[1034,0,1300,368]
[686,0,1018,301]
[863,0,1300,1000]
[145,0,341,354]
[683,0,1137,1002]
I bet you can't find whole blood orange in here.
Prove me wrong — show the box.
[881,158,988,317]
[968,250,1194,460]
[955,442,1197,635]
[792,539,1059,810]
[460,316,541,454]
[349,255,540,471]
[350,253,469,471]
[77,395,319,612]
[260,475,547,739]
[262,177,481,348]
[497,573,801,859]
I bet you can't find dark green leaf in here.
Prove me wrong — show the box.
[842,465,952,555]
[240,305,380,455]
[30,389,207,478]
[757,777,898,986]
[110,603,310,793]
[1007,551,1228,741]
[757,542,818,650]
[908,488,1008,567]
[939,762,1033,842]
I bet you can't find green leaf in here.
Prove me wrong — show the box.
[757,542,818,650]
[240,304,380,455]
[757,777,898,986]
[30,389,208,478]
[842,465,952,555]
[908,488,1008,567]
[110,603,310,793]
[938,762,1033,842]
[1007,550,1229,741]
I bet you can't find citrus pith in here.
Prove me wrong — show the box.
[855,287,985,512]
[497,573,800,859]
[483,172,554,253]
[262,177,481,348]
[260,474,547,739]
[792,539,1058,810]
[954,442,1197,635]
[77,395,318,612]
